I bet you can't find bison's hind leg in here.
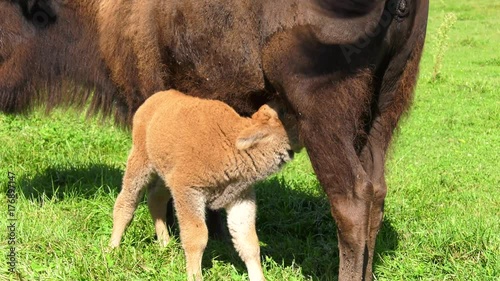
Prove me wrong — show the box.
[147,176,172,247]
[110,147,154,248]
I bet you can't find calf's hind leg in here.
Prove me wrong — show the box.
[110,147,153,248]
[147,177,172,247]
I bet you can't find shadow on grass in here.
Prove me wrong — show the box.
[204,177,399,280]
[18,164,124,202]
[17,164,398,280]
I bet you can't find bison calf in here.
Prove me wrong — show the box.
[110,89,295,281]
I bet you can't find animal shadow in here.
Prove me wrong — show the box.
[18,163,124,203]
[203,177,399,280]
[17,164,398,280]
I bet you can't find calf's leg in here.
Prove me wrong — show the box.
[166,201,227,240]
[147,177,172,247]
[110,147,153,248]
[172,188,208,281]
[225,189,265,281]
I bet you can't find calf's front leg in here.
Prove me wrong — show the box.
[172,188,209,281]
[225,188,265,281]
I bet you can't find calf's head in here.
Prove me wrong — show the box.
[236,103,297,168]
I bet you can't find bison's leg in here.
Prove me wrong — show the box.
[358,134,387,280]
[147,177,172,247]
[360,42,425,279]
[300,118,374,280]
[279,70,375,280]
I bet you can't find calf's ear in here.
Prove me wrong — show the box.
[236,125,269,150]
[252,104,279,121]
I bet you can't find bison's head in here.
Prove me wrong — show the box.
[0,0,111,114]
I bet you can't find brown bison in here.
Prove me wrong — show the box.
[0,0,429,280]
[111,89,296,281]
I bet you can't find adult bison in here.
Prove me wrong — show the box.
[0,0,429,280]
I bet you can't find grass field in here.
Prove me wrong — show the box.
[1,1,499,280]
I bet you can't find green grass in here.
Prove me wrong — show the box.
[1,0,499,280]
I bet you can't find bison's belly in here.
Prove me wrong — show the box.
[161,1,271,115]
[167,62,272,116]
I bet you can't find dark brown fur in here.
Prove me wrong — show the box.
[0,0,429,280]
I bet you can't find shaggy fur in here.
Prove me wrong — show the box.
[110,90,295,281]
[0,1,429,280]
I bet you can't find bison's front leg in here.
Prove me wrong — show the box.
[359,41,426,278]
[276,67,379,280]
[357,132,388,280]
[300,114,374,280]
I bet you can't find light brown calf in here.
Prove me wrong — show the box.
[110,90,296,281]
